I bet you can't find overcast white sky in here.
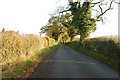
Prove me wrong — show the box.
[0,0,118,38]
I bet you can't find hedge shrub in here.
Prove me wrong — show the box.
[0,31,55,71]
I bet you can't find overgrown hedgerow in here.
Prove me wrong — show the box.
[65,36,120,70]
[0,30,55,71]
[70,36,119,59]
[82,37,119,59]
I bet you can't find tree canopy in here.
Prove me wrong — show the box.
[40,0,116,44]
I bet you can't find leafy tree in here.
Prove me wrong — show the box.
[40,16,69,42]
[58,0,115,44]
[66,1,96,44]
[40,0,115,44]
[59,13,79,41]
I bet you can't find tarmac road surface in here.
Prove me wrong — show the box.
[30,45,119,78]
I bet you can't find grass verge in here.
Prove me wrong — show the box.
[65,43,120,71]
[2,45,60,78]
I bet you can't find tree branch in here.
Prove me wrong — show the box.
[60,9,69,13]
[96,0,113,20]
[92,1,101,4]
[91,1,101,7]
[99,4,103,13]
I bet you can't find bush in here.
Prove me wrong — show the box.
[68,36,119,59]
[0,31,55,71]
[82,37,119,59]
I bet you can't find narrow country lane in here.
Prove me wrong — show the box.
[30,45,119,78]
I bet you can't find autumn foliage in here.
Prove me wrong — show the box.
[0,30,55,71]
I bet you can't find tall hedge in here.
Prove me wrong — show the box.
[0,31,55,70]
[67,36,119,59]
[82,37,119,59]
